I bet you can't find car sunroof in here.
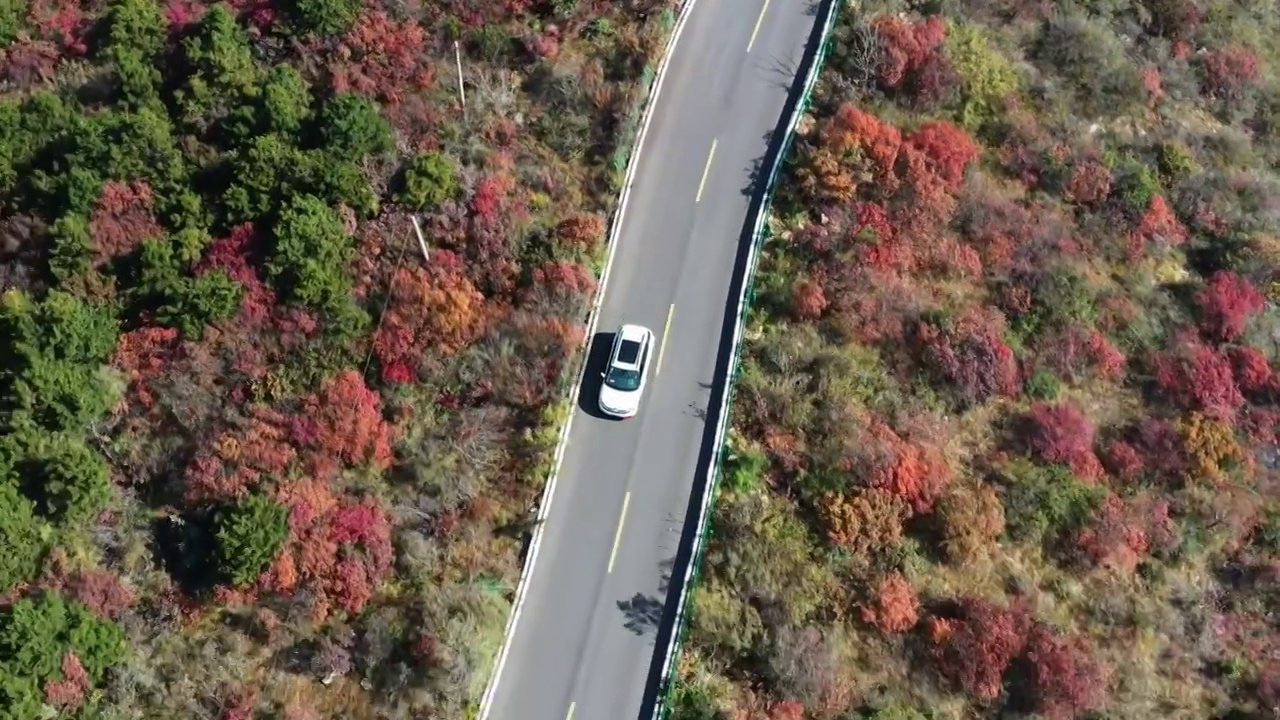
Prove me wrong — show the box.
[617,339,641,364]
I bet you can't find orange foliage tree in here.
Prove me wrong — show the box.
[185,406,297,505]
[861,572,921,633]
[112,325,181,410]
[815,488,907,560]
[372,258,488,383]
[1174,411,1248,486]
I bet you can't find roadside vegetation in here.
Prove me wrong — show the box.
[0,0,674,716]
[670,0,1280,718]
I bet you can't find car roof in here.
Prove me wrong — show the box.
[611,324,651,369]
[617,323,651,343]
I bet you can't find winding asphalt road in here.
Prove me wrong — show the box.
[485,1,823,718]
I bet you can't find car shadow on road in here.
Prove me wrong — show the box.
[631,0,838,717]
[577,331,620,421]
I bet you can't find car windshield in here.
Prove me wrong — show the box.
[605,366,642,391]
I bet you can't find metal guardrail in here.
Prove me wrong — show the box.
[650,0,845,717]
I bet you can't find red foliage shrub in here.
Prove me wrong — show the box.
[915,308,1020,407]
[1142,65,1165,108]
[1197,45,1262,102]
[438,0,537,25]
[929,597,1031,701]
[262,493,394,620]
[823,267,924,345]
[1146,0,1202,41]
[1075,494,1175,572]
[790,278,828,321]
[1129,195,1188,260]
[520,260,597,316]
[221,687,258,720]
[0,40,62,89]
[291,370,395,479]
[765,699,805,720]
[1257,661,1280,714]
[1152,335,1245,418]
[66,569,135,620]
[90,181,164,265]
[427,169,529,296]
[1101,439,1144,481]
[861,572,921,633]
[43,652,90,711]
[1021,402,1103,480]
[956,193,1068,276]
[113,326,181,410]
[1195,270,1265,342]
[1038,325,1126,382]
[1228,345,1272,394]
[995,101,1055,189]
[222,0,276,29]
[1134,418,1190,479]
[523,27,560,59]
[28,0,89,54]
[864,424,952,514]
[872,15,947,90]
[332,12,434,104]
[1020,624,1107,720]
[905,121,981,191]
[372,260,488,381]
[1064,158,1113,205]
[555,213,606,251]
[853,202,894,245]
[196,223,276,327]
[893,141,957,238]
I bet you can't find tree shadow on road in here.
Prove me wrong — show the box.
[632,0,839,717]
[618,593,666,637]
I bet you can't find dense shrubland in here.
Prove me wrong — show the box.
[671,1,1280,718]
[0,0,674,716]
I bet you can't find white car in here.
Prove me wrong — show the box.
[598,323,655,419]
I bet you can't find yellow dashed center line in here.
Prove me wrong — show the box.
[695,139,717,203]
[566,702,576,720]
[657,304,675,375]
[607,492,632,574]
[748,0,772,53]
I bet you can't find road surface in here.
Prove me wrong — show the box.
[486,0,824,718]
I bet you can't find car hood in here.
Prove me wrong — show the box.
[599,384,639,414]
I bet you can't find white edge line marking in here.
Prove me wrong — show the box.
[476,2,702,718]
[607,492,632,574]
[645,2,842,718]
[566,702,576,720]
[695,138,717,203]
[747,0,771,52]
